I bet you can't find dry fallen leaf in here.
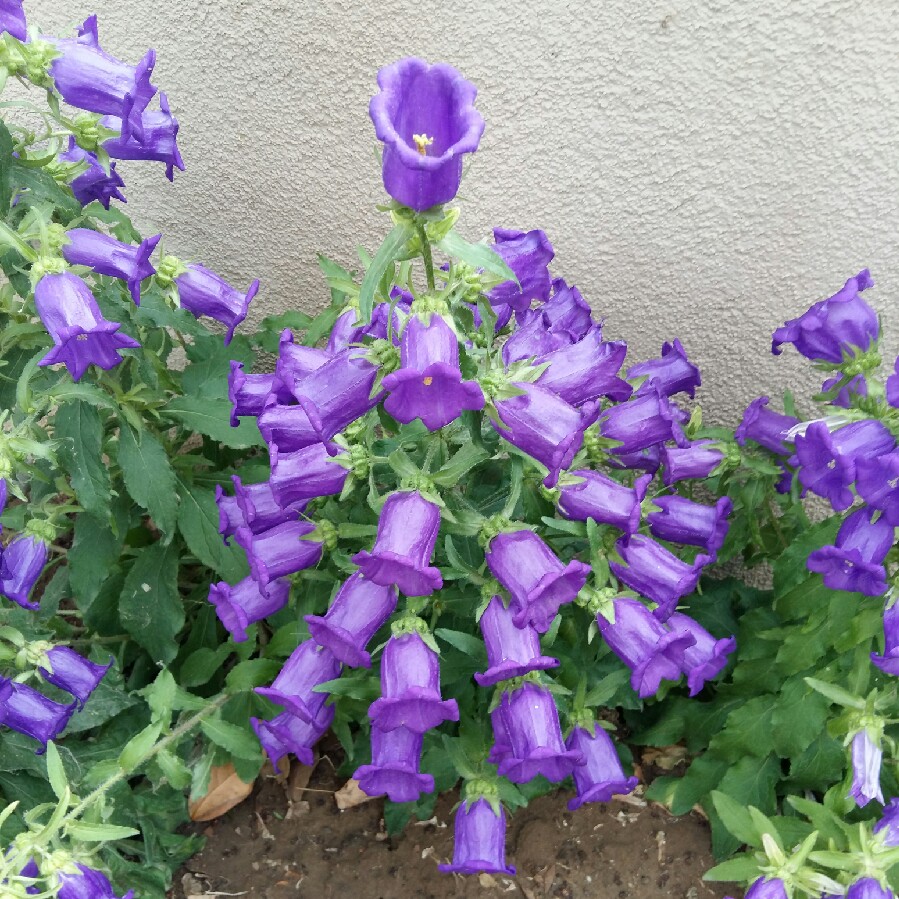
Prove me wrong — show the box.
[335,778,376,810]
[188,763,255,822]
[287,758,316,802]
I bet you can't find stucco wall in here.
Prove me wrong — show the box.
[26,1,899,424]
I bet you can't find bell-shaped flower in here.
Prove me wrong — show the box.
[873,798,899,846]
[369,57,484,211]
[735,397,799,455]
[270,442,349,508]
[565,723,639,810]
[438,798,517,876]
[474,596,559,687]
[871,599,899,676]
[59,139,127,208]
[823,373,867,409]
[745,878,788,899]
[174,264,258,345]
[537,331,632,406]
[102,92,185,180]
[647,495,732,559]
[228,362,293,426]
[808,508,894,597]
[215,485,245,545]
[501,311,576,364]
[536,278,594,338]
[48,16,157,142]
[0,679,76,751]
[486,228,554,314]
[304,573,397,668]
[1,0,26,41]
[38,646,111,708]
[661,441,725,486]
[382,313,484,430]
[597,598,695,698]
[846,878,893,899]
[850,729,884,807]
[665,612,736,696]
[610,535,709,620]
[628,339,701,398]
[57,864,135,899]
[495,683,583,784]
[231,475,303,533]
[251,703,334,769]
[486,530,590,633]
[856,450,899,526]
[599,385,686,456]
[275,328,330,388]
[558,470,651,534]
[368,632,458,732]
[354,724,435,802]
[235,520,323,594]
[255,640,341,724]
[773,269,879,363]
[608,444,663,475]
[493,383,599,488]
[207,576,290,643]
[351,491,443,597]
[0,534,48,610]
[327,293,409,354]
[887,357,899,409]
[35,272,139,381]
[62,228,160,305]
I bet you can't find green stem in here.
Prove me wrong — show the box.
[416,223,435,292]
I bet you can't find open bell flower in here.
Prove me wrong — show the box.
[57,864,135,899]
[871,599,899,676]
[846,879,893,899]
[598,384,686,456]
[1,0,26,41]
[276,328,331,386]
[666,612,736,696]
[231,475,304,532]
[235,520,323,593]
[856,450,899,526]
[35,272,139,381]
[438,798,516,876]
[269,442,349,508]
[59,139,127,208]
[228,362,293,426]
[354,725,435,802]
[558,470,651,534]
[850,729,885,807]
[486,228,554,314]
[0,534,49,610]
[536,330,632,406]
[647,495,732,559]
[735,397,799,455]
[38,646,111,708]
[251,704,334,769]
[174,263,258,344]
[661,441,725,485]
[255,640,341,724]
[0,679,76,751]
[745,878,788,899]
[565,723,639,810]
[207,576,290,643]
[369,57,484,211]
[628,338,701,399]
[102,92,185,180]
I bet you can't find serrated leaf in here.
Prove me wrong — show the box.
[117,423,179,537]
[166,396,264,448]
[68,511,124,609]
[176,479,248,581]
[156,749,192,790]
[67,821,140,841]
[200,716,262,761]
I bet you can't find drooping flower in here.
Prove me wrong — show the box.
[235,520,323,593]
[326,292,409,354]
[354,725,435,802]
[255,640,341,724]
[62,228,160,305]
[558,470,651,534]
[174,264,258,344]
[228,362,292,426]
[822,373,868,408]
[474,595,559,686]
[873,797,899,846]
[438,798,517,876]
[501,309,576,364]
[665,612,736,696]
[34,272,139,381]
[598,385,685,456]
[744,878,788,899]
[845,878,893,899]
[38,646,111,708]
[57,864,135,899]
[536,278,595,338]
[230,475,303,533]
[215,485,245,545]
[888,357,899,409]
[871,599,899,676]
[608,444,663,475]
[646,495,732,559]
[207,576,290,643]
[59,139,127,208]
[351,491,443,597]
[734,397,799,455]
[772,269,879,363]
[850,729,885,807]
[486,529,591,633]
[660,441,725,486]
[1,0,26,41]
[856,450,899,526]
[0,534,49,610]
[368,632,459,732]
[488,705,512,766]
[596,598,695,698]
[486,228,554,314]
[369,57,484,211]
[627,339,701,399]
[304,573,398,668]
[565,723,639,810]
[269,442,349,508]
[495,683,584,784]
[251,703,334,769]
[0,679,76,751]
[536,331,632,406]
[102,92,185,180]
[275,328,331,388]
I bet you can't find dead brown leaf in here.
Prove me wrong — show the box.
[287,758,316,802]
[335,778,376,810]
[188,763,254,822]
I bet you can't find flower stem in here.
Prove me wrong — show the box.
[416,223,435,292]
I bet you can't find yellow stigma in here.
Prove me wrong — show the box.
[422,376,434,386]
[413,133,434,156]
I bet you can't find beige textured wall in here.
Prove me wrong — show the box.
[26,0,899,424]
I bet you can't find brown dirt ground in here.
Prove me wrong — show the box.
[171,738,735,899]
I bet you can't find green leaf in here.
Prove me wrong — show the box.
[430,443,490,488]
[438,230,517,282]
[771,678,830,757]
[176,480,248,581]
[156,749,192,790]
[166,396,264,448]
[45,380,116,410]
[787,733,844,790]
[180,646,232,688]
[119,542,183,665]
[67,821,140,841]
[702,856,761,882]
[44,742,68,802]
[55,400,111,518]
[0,119,15,213]
[119,722,163,771]
[200,716,262,761]
[435,628,486,658]
[773,518,840,595]
[710,754,780,857]
[225,659,281,692]
[117,423,179,537]
[63,679,138,735]
[804,677,865,710]
[710,791,762,848]
[358,223,414,322]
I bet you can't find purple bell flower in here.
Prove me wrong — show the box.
[0,477,6,519]
[597,598,695,698]
[207,576,290,643]
[475,595,560,686]
[235,520,323,593]
[486,530,591,633]
[438,798,516,876]
[558,470,652,534]
[823,373,868,409]
[174,264,258,345]
[488,705,512,765]
[354,725,435,802]
[57,864,135,899]
[0,679,76,751]
[48,16,157,142]
[772,269,879,363]
[871,599,899,676]
[102,92,185,181]
[38,646,111,708]
[62,228,160,305]
[269,442,349,508]
[228,362,292,426]
[794,420,895,511]
[59,139,127,208]
[735,397,799,455]
[666,612,736,696]
[326,296,408,354]
[599,385,686,456]
[846,878,893,899]
[304,573,398,668]
[486,228,554,314]
[565,723,639,810]
[275,328,331,387]
[34,272,140,381]
[628,339,701,399]
[647,495,733,559]
[537,278,594,337]
[873,798,899,846]
[251,703,334,769]
[856,450,899,526]
[610,535,709,620]
[495,683,584,784]
[608,444,663,475]
[661,441,725,486]
[215,485,245,545]
[888,357,899,409]
[13,858,40,896]
[0,534,48,610]
[351,491,443,597]
[368,632,459,732]
[807,507,894,596]
[255,640,341,724]
[1,0,26,41]
[492,383,599,488]
[382,313,484,430]
[501,310,576,364]
[369,57,484,211]
[537,330,632,406]
[850,729,884,807]
[745,878,788,899]
[231,475,303,533]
